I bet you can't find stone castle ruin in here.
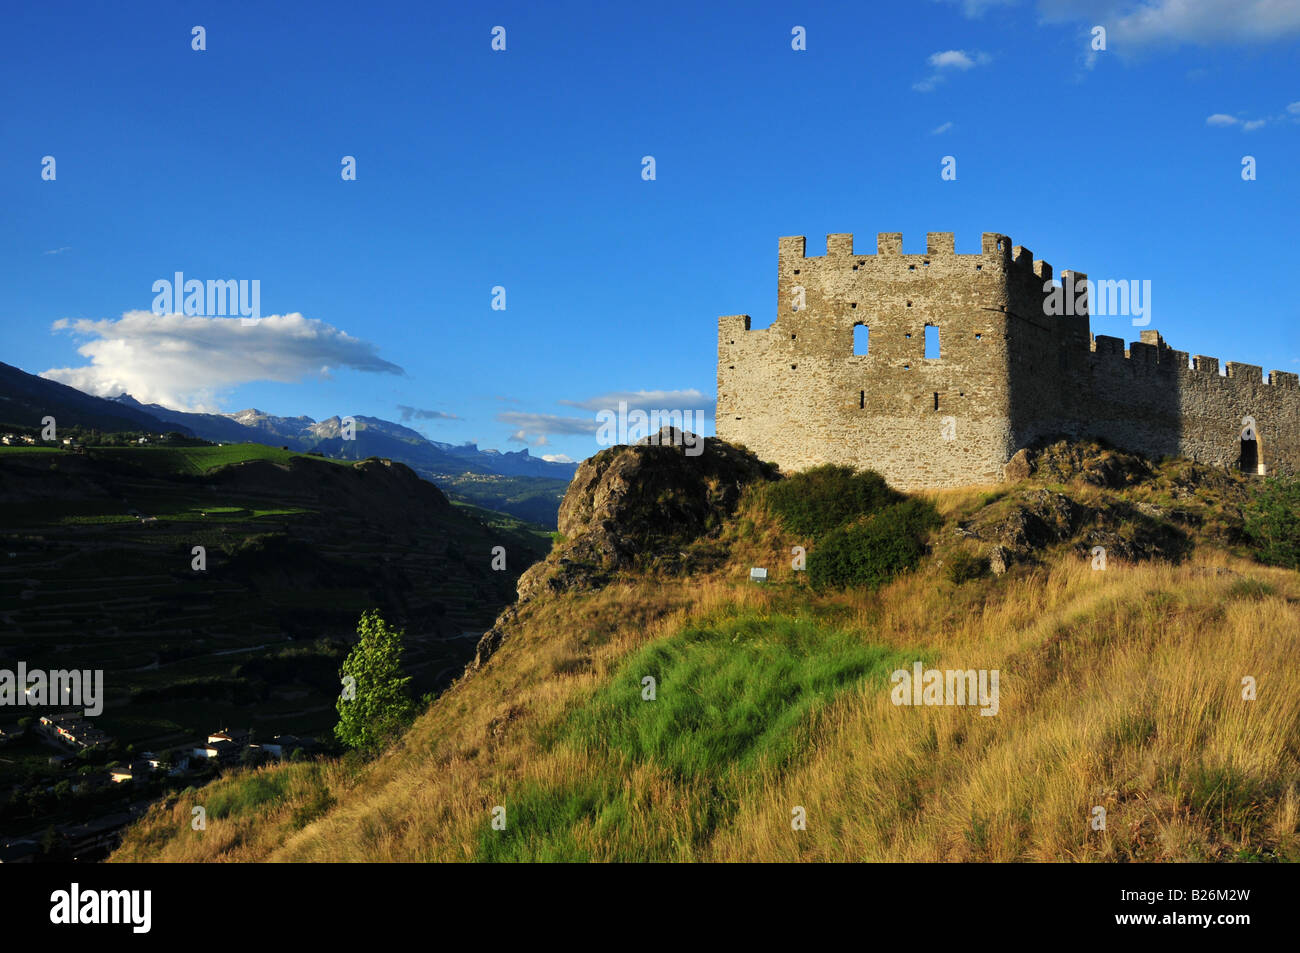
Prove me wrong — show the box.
[717,232,1299,488]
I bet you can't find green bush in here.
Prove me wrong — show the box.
[763,465,900,539]
[808,499,940,591]
[946,549,989,584]
[1243,477,1300,570]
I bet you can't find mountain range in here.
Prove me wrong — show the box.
[0,361,576,524]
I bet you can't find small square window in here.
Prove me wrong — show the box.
[975,333,982,340]
[791,364,797,370]
[850,302,857,309]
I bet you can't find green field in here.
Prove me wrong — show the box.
[0,445,62,455]
[88,443,349,475]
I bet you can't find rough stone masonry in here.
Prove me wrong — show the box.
[717,232,1300,488]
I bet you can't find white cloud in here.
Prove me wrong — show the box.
[914,50,992,91]
[929,50,977,69]
[931,121,955,135]
[541,453,574,463]
[43,247,71,256]
[43,311,402,412]
[1204,102,1299,131]
[1037,1,1300,46]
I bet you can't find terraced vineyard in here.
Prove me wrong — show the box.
[0,445,550,799]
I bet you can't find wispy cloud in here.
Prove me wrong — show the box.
[497,411,599,445]
[557,388,714,414]
[43,246,72,256]
[931,121,955,135]
[397,404,458,422]
[43,311,402,412]
[913,50,992,92]
[934,0,1018,18]
[498,388,716,446]
[1037,0,1300,47]
[1205,101,1300,132]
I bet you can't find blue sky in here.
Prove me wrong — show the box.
[2,0,1297,463]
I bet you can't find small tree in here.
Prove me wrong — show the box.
[1244,476,1300,570]
[334,610,417,752]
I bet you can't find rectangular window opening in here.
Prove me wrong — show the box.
[853,324,869,355]
[933,392,939,411]
[859,390,865,409]
[925,324,940,359]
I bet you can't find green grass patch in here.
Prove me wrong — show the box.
[205,769,291,820]
[471,775,722,862]
[565,608,919,780]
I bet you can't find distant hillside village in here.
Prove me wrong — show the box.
[1,427,200,448]
[0,716,316,863]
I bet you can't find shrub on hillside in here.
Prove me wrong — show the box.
[807,499,941,591]
[1243,477,1300,570]
[945,549,989,584]
[763,465,901,539]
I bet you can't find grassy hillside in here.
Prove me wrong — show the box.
[112,445,1300,862]
[83,443,339,475]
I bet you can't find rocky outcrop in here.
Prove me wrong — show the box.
[467,431,778,671]
[1002,440,1154,489]
[530,429,777,596]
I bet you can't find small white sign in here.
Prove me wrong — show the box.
[749,567,768,582]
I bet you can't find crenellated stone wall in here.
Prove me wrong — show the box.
[717,232,1299,487]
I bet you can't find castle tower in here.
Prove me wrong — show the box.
[717,232,1299,486]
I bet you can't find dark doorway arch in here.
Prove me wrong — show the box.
[1240,437,1258,474]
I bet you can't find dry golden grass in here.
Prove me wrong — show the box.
[113,480,1300,863]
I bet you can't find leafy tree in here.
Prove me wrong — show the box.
[1243,477,1300,570]
[334,610,417,752]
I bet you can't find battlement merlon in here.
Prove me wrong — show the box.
[1226,362,1264,383]
[927,232,954,255]
[775,231,1026,264]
